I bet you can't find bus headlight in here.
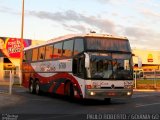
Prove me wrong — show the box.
[127,92,132,96]
[90,91,96,96]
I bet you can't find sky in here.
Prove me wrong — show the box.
[0,0,160,49]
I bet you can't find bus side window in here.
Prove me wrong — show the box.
[53,42,63,59]
[24,50,32,62]
[62,39,73,57]
[45,45,53,60]
[32,48,38,61]
[74,38,84,55]
[38,46,45,60]
[73,55,85,78]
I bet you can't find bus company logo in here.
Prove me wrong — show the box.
[92,81,109,87]
[40,63,56,72]
[59,62,66,69]
[100,82,109,86]
[147,54,153,62]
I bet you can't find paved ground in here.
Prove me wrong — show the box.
[1,86,160,120]
[0,86,25,109]
[0,85,159,108]
[0,93,22,108]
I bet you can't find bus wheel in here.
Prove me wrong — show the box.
[64,82,74,99]
[29,80,34,94]
[35,81,41,95]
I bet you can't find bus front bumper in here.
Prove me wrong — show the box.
[85,89,133,100]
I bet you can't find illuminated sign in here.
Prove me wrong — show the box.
[147,54,153,62]
[5,38,26,58]
[0,37,32,58]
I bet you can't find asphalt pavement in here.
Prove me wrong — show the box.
[0,86,25,109]
[1,86,160,120]
[0,85,160,108]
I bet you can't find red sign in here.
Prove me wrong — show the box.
[148,59,153,62]
[5,38,26,58]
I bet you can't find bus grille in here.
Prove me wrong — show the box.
[101,87,124,89]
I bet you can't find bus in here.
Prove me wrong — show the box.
[22,33,133,101]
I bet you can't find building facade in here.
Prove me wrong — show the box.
[132,49,160,71]
[0,37,44,81]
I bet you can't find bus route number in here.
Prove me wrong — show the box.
[59,62,66,69]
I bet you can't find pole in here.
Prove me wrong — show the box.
[20,0,25,85]
[154,69,156,89]
[21,0,24,39]
[9,70,13,95]
[134,72,137,89]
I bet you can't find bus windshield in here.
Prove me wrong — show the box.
[86,37,131,52]
[89,53,133,80]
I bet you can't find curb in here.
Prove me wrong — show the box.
[133,89,160,92]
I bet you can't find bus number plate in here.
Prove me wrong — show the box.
[107,92,116,96]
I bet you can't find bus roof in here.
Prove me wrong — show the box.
[24,33,128,51]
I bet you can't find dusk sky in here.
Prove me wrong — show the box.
[0,0,159,49]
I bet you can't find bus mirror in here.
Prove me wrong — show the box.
[84,53,90,68]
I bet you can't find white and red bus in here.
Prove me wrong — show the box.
[22,33,133,101]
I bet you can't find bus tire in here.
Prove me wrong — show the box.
[64,82,74,99]
[29,80,34,94]
[35,81,41,95]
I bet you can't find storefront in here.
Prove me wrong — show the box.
[0,37,44,82]
[132,49,160,71]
